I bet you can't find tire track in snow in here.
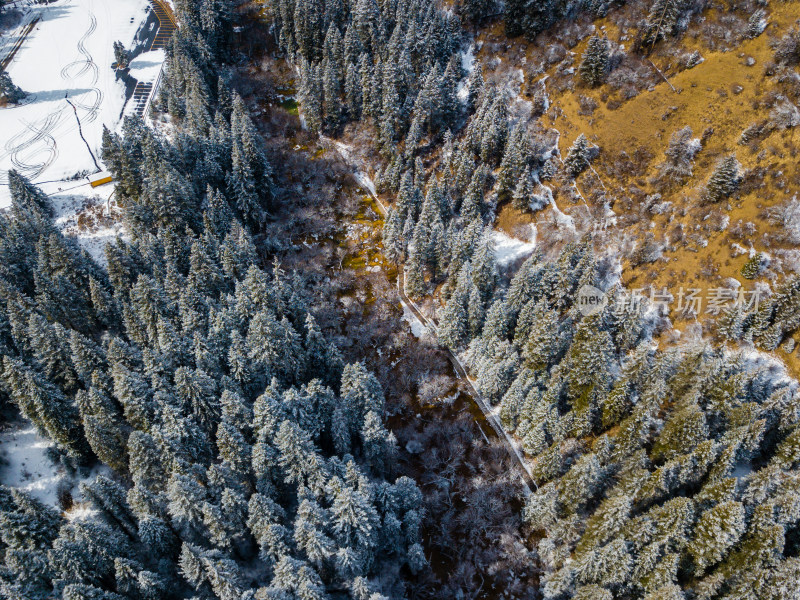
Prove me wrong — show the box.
[1,10,101,185]
[0,110,63,184]
[64,14,103,124]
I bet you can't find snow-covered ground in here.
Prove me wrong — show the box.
[127,48,165,97]
[402,302,428,338]
[491,227,537,267]
[50,186,127,265]
[0,427,63,504]
[0,0,153,207]
[0,425,110,511]
[323,136,380,200]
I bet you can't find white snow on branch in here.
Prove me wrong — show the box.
[729,346,798,392]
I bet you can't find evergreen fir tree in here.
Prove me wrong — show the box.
[466,61,484,114]
[688,501,746,573]
[0,68,26,104]
[704,155,740,203]
[642,0,684,48]
[579,36,609,87]
[564,134,595,179]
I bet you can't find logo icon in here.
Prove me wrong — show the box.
[576,284,608,316]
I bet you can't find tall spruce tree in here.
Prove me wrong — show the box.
[579,36,609,87]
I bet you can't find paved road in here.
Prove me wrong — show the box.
[324,139,536,494]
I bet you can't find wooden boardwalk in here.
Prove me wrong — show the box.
[132,0,176,118]
[149,0,177,51]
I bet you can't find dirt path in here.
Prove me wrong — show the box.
[323,138,537,494]
[396,268,537,493]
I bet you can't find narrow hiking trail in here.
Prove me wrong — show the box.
[322,138,537,494]
[396,269,537,493]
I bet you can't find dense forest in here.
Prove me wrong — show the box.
[264,0,800,598]
[2,0,800,598]
[0,1,425,598]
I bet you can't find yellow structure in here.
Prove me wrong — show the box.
[89,172,113,188]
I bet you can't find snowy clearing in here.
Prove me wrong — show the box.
[402,302,428,338]
[490,228,537,267]
[0,0,154,207]
[0,426,63,505]
[38,179,126,266]
[0,424,111,509]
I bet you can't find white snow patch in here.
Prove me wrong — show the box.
[72,220,127,265]
[530,181,553,212]
[353,169,377,198]
[550,197,576,231]
[774,248,800,273]
[126,48,165,93]
[490,228,537,267]
[324,137,381,202]
[0,425,111,508]
[729,346,798,391]
[731,243,749,257]
[512,96,533,120]
[687,138,702,158]
[402,303,427,338]
[46,183,127,267]
[0,426,63,505]
[65,505,99,521]
[457,81,469,102]
[770,195,800,244]
[460,45,475,74]
[456,45,477,102]
[0,0,152,207]
[531,76,550,112]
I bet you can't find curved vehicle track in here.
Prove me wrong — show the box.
[63,14,103,123]
[59,13,98,81]
[1,9,103,184]
[0,110,62,183]
[9,120,58,178]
